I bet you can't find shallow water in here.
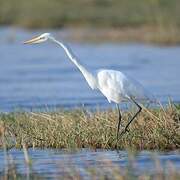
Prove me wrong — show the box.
[0,27,180,111]
[0,149,179,179]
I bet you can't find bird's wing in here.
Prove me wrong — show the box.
[122,76,155,102]
[104,70,154,102]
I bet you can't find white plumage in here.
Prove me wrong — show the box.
[97,69,150,103]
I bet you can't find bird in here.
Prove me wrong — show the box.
[24,33,153,141]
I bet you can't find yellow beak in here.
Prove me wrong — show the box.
[23,36,41,44]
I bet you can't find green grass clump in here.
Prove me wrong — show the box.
[0,103,179,150]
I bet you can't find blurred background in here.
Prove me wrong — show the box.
[0,0,180,111]
[1,0,180,43]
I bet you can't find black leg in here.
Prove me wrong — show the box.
[120,98,142,137]
[116,104,122,141]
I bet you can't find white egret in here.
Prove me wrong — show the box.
[24,33,153,140]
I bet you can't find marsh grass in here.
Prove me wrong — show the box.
[0,102,179,150]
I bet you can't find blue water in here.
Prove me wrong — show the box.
[0,149,179,179]
[0,27,180,111]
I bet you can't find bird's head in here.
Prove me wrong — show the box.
[23,33,51,44]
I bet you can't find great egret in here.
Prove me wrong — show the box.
[24,33,152,140]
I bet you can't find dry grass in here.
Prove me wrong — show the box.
[0,102,179,150]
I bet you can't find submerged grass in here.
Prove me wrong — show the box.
[0,102,179,150]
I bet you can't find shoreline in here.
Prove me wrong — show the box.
[2,25,180,45]
[56,26,180,45]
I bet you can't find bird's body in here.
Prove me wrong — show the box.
[97,69,126,103]
[24,33,153,140]
[96,69,149,103]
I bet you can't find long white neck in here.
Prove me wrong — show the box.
[50,37,98,90]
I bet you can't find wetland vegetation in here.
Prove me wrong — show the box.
[0,102,179,150]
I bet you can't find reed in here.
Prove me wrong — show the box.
[0,102,179,150]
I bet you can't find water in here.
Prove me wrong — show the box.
[0,27,180,111]
[0,149,179,178]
